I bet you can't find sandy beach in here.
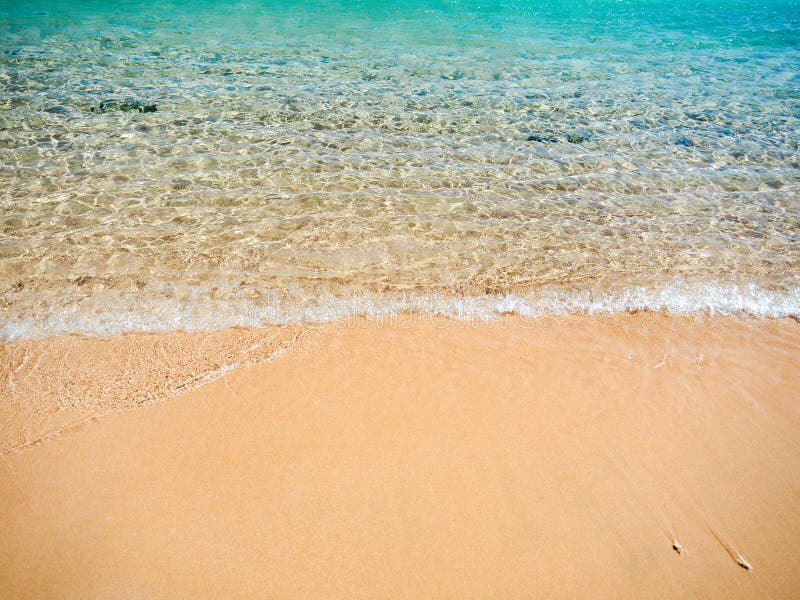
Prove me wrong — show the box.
[2,313,800,598]
[3,0,798,596]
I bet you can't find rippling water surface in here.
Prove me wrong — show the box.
[1,0,799,338]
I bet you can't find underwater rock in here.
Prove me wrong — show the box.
[566,132,592,144]
[675,136,695,147]
[527,133,560,143]
[90,98,157,114]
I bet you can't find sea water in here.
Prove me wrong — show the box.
[1,0,799,339]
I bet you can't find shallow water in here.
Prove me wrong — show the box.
[1,0,799,339]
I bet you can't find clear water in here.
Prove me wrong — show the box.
[1,0,799,339]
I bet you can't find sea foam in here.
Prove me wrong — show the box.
[2,282,798,342]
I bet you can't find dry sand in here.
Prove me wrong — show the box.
[2,314,800,598]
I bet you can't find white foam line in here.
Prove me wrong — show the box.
[2,282,799,342]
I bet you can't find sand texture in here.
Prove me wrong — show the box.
[2,314,800,598]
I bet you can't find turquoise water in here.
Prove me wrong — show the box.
[1,1,799,338]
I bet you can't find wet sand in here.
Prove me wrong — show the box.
[2,314,800,598]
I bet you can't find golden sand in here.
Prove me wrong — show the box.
[2,314,800,598]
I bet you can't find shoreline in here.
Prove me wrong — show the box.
[4,282,800,343]
[2,313,800,597]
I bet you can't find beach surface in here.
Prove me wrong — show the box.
[2,314,800,598]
